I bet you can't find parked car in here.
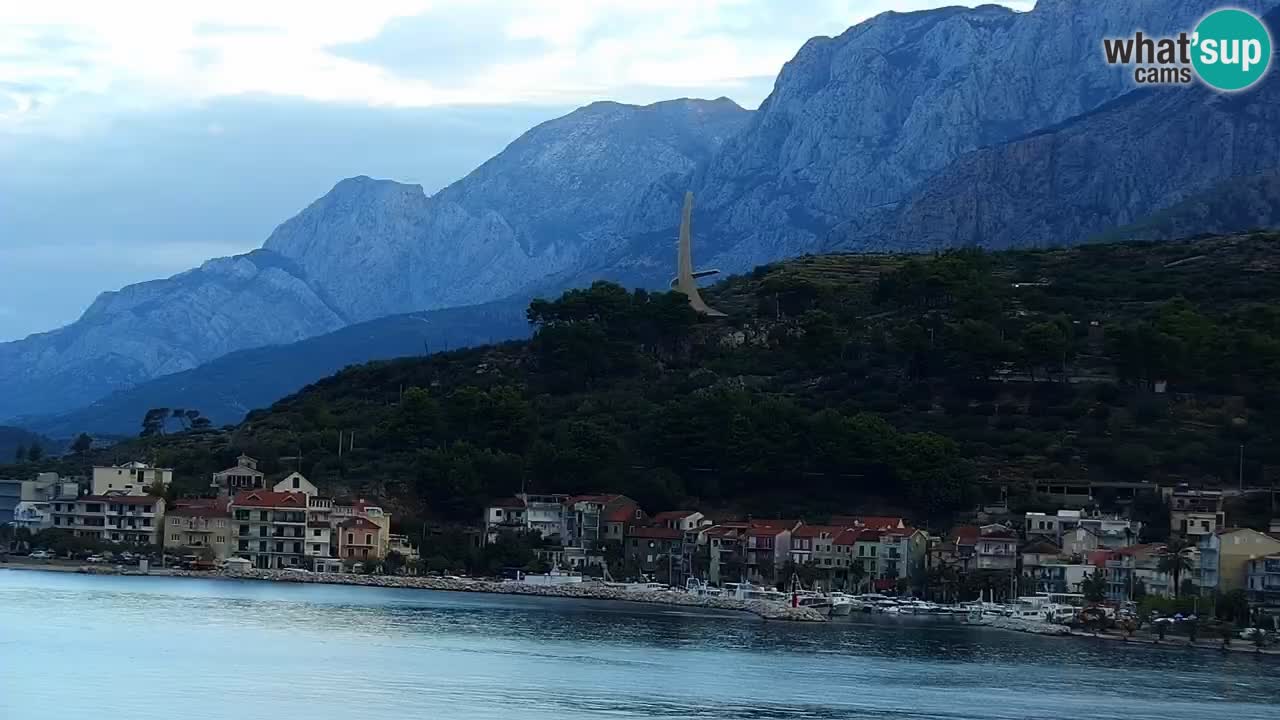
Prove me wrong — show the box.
[85,554,106,564]
[1240,627,1268,640]
[28,550,54,560]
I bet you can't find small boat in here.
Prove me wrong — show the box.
[828,593,854,616]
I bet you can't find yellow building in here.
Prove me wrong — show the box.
[1214,528,1280,592]
[164,503,232,560]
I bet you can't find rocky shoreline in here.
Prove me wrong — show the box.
[159,568,829,622]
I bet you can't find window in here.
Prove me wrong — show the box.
[216,536,225,544]
[259,511,269,522]
[313,529,321,537]
[239,540,249,551]
[313,544,322,553]
[259,541,267,552]
[170,533,180,541]
[365,533,372,545]
[292,478,300,489]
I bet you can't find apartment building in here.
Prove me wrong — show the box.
[91,462,173,496]
[625,526,684,584]
[1165,487,1225,537]
[165,501,232,560]
[229,491,308,569]
[1246,554,1280,606]
[50,494,165,545]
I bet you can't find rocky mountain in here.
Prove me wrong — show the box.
[260,98,750,324]
[5,0,1280,426]
[831,9,1280,252]
[615,0,1280,277]
[20,299,531,438]
[0,98,749,420]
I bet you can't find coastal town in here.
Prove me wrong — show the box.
[4,456,1280,640]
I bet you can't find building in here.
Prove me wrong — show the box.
[0,479,20,524]
[562,494,642,548]
[307,521,334,566]
[274,472,317,496]
[229,491,309,569]
[1207,528,1280,593]
[210,455,264,496]
[388,534,419,561]
[1246,553,1280,606]
[333,499,391,556]
[974,524,1018,570]
[790,525,845,568]
[1020,540,1063,577]
[651,510,706,533]
[1165,486,1225,537]
[744,520,795,583]
[10,501,52,531]
[1025,510,1141,549]
[338,516,383,562]
[91,462,173,496]
[164,501,232,560]
[50,494,165,545]
[625,526,684,584]
[1033,563,1091,594]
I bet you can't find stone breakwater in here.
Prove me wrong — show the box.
[176,568,827,622]
[985,617,1072,636]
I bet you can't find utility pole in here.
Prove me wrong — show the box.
[1238,443,1245,492]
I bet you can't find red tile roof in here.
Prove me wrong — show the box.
[628,526,683,540]
[793,525,848,539]
[605,503,640,523]
[231,491,307,508]
[339,516,381,530]
[82,494,162,506]
[858,516,905,530]
[748,519,798,532]
[950,525,981,542]
[829,515,905,530]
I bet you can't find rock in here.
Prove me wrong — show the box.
[207,569,826,622]
[987,616,1072,636]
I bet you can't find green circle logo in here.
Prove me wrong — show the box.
[1192,9,1272,91]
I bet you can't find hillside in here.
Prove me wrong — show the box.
[0,426,55,462]
[19,298,532,438]
[9,1,1280,425]
[35,233,1277,534]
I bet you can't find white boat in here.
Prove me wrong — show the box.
[828,593,854,616]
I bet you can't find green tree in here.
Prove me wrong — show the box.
[26,444,43,462]
[71,433,93,455]
[1081,570,1108,603]
[1157,538,1195,598]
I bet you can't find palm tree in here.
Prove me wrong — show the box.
[1158,538,1195,598]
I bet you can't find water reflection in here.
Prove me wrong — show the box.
[1,570,1276,720]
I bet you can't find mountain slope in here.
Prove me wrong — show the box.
[621,0,1280,276]
[0,250,348,421]
[20,299,532,438]
[0,99,749,420]
[74,233,1280,527]
[834,14,1280,252]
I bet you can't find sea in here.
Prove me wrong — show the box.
[1,569,1276,720]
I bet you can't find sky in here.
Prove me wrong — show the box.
[0,0,1033,342]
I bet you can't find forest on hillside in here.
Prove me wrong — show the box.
[8,232,1279,535]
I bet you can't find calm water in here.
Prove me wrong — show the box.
[1,570,1277,720]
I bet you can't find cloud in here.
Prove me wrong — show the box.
[0,0,1030,137]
